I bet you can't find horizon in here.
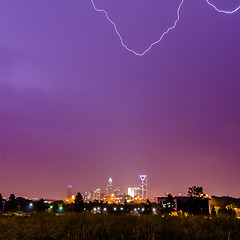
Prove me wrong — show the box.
[1,177,240,200]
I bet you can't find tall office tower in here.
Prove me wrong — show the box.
[106,178,113,196]
[67,185,72,199]
[139,175,147,199]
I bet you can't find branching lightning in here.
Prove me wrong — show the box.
[90,0,240,56]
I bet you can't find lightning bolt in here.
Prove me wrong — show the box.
[90,0,240,56]
[90,0,185,56]
[205,0,240,14]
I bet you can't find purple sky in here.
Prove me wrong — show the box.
[0,0,240,199]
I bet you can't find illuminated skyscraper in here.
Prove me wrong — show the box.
[128,187,134,198]
[139,175,147,199]
[106,177,113,196]
[128,187,140,198]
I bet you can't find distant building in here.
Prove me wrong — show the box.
[128,188,134,198]
[113,186,121,196]
[84,191,91,201]
[114,193,131,204]
[92,189,101,201]
[139,175,147,199]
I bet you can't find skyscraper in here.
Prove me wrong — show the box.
[139,175,147,199]
[106,177,113,196]
[128,187,140,198]
[128,187,134,198]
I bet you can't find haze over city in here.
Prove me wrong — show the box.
[0,0,240,200]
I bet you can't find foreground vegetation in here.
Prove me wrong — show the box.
[0,213,240,240]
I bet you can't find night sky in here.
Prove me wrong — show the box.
[0,0,240,199]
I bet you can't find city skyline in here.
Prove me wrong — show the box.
[0,174,226,201]
[82,175,148,202]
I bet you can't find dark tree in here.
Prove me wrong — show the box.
[144,199,153,214]
[36,198,47,212]
[74,192,84,212]
[124,199,131,213]
[187,186,209,215]
[16,197,30,212]
[0,193,3,211]
[218,205,236,216]
[6,194,17,212]
[9,194,16,201]
[188,186,204,198]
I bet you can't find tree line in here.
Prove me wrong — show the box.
[0,186,238,216]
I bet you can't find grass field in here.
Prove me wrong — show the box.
[0,213,240,240]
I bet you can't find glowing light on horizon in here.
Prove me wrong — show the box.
[90,0,240,56]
